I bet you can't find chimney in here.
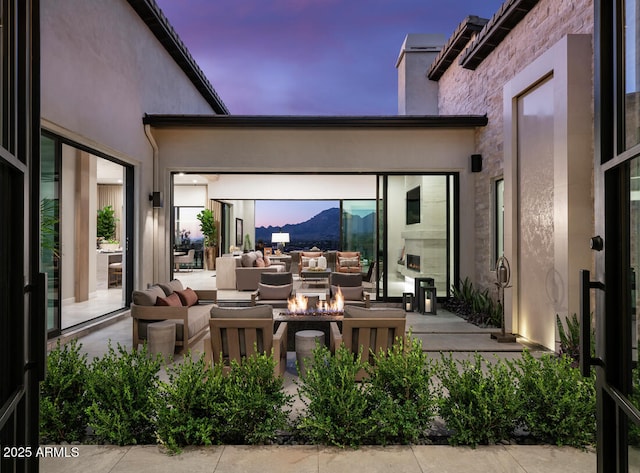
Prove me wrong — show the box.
[396,34,445,115]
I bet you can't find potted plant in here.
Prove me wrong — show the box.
[97,205,119,251]
[196,209,217,270]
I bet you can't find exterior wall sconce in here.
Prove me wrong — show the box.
[149,191,163,208]
[471,154,482,172]
[402,292,414,312]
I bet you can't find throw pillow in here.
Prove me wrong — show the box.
[158,279,184,296]
[174,287,198,307]
[264,256,271,267]
[155,292,182,307]
[340,257,359,267]
[241,252,257,267]
[258,283,293,299]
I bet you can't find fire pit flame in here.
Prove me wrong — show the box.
[286,287,345,315]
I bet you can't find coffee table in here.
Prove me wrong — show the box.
[300,268,331,288]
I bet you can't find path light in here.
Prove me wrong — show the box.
[492,255,517,343]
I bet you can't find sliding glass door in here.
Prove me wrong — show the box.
[377,174,457,300]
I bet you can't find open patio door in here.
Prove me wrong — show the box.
[593,1,640,471]
[0,0,43,472]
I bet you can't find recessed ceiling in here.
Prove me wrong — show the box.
[96,158,124,184]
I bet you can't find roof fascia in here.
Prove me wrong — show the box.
[142,114,489,129]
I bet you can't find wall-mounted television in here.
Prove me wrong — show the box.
[406,186,420,225]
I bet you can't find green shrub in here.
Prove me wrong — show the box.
[296,343,374,447]
[436,353,521,446]
[515,351,596,447]
[221,350,292,445]
[155,353,227,453]
[629,367,640,446]
[40,339,90,443]
[367,336,436,444]
[86,343,161,445]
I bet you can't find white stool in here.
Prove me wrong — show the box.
[295,330,325,377]
[147,320,176,361]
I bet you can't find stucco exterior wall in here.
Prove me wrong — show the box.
[436,0,594,292]
[40,0,219,288]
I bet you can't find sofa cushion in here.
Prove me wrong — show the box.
[158,279,184,296]
[264,256,271,267]
[175,304,211,341]
[258,283,292,300]
[331,285,363,300]
[344,306,406,319]
[155,292,182,307]
[255,257,266,267]
[175,287,198,307]
[241,252,258,267]
[132,285,166,306]
[210,305,273,319]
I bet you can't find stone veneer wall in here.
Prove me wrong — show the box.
[436,0,594,292]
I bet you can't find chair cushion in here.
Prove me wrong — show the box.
[261,271,293,286]
[330,272,363,287]
[175,304,211,341]
[258,283,292,300]
[175,287,198,307]
[210,305,273,318]
[132,285,166,306]
[158,279,184,296]
[155,292,182,307]
[344,306,406,318]
[331,285,362,300]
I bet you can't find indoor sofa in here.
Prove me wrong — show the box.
[130,279,217,354]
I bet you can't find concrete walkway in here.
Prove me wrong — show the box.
[40,444,595,473]
[41,309,595,473]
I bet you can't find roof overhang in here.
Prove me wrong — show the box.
[427,16,489,81]
[143,114,488,129]
[127,0,229,114]
[459,0,541,70]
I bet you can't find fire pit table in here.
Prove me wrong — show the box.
[273,310,343,351]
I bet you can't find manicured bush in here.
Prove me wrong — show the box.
[40,339,90,443]
[155,353,226,453]
[515,350,596,447]
[296,343,374,447]
[367,336,437,444]
[221,351,292,445]
[85,343,161,445]
[436,353,521,446]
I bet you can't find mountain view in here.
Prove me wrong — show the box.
[255,207,375,251]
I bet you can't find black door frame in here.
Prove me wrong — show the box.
[595,0,640,471]
[0,1,42,472]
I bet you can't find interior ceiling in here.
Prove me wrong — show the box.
[96,157,124,184]
[175,173,378,200]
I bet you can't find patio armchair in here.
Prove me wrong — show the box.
[329,272,370,307]
[297,251,324,274]
[336,251,362,273]
[204,305,288,377]
[330,305,406,380]
[174,249,195,272]
[251,272,294,307]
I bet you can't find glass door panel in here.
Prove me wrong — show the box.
[341,200,376,277]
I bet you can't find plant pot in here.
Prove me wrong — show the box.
[100,242,120,252]
[204,246,216,270]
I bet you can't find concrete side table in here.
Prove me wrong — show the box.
[147,320,176,361]
[295,330,325,377]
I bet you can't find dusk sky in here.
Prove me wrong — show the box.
[155,0,506,115]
